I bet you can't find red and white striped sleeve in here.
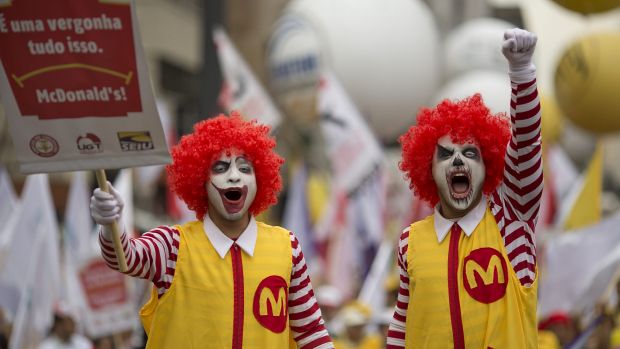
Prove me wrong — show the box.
[99,225,179,297]
[490,77,542,287]
[386,226,411,348]
[288,232,333,349]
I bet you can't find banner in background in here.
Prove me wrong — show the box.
[0,0,169,173]
[214,27,282,128]
[313,72,386,300]
[318,72,383,193]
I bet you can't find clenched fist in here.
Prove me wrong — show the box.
[502,28,537,82]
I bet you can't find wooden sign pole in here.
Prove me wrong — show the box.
[94,169,129,272]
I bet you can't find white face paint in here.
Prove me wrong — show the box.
[206,153,257,222]
[431,135,485,217]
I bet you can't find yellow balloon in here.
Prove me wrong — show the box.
[554,33,620,135]
[540,94,564,144]
[552,0,620,14]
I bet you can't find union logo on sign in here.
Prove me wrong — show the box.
[253,275,288,333]
[463,247,508,304]
[29,134,59,157]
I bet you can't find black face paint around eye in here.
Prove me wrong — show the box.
[437,145,454,159]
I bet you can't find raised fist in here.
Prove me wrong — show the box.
[501,28,537,73]
[90,181,124,226]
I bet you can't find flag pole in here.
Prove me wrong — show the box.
[94,169,128,272]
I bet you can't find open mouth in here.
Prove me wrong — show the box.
[213,185,248,214]
[447,169,471,200]
[224,189,243,201]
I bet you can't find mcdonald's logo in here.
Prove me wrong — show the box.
[259,286,286,317]
[463,248,508,304]
[253,275,288,333]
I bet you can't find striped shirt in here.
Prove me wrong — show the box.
[387,78,542,348]
[99,219,332,349]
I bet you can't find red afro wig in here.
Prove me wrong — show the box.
[399,94,510,206]
[166,111,284,220]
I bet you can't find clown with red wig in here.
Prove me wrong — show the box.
[90,112,333,348]
[387,29,542,348]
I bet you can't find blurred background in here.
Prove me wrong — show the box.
[1,0,620,348]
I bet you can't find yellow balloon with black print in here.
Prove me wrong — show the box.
[554,32,620,135]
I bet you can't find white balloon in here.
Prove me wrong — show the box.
[444,18,514,79]
[267,0,441,143]
[431,70,511,115]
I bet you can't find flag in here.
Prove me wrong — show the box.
[0,166,18,275]
[214,26,282,128]
[559,143,603,230]
[0,166,17,227]
[538,211,620,318]
[314,72,386,300]
[115,169,134,237]
[61,171,94,327]
[64,172,95,266]
[1,174,62,349]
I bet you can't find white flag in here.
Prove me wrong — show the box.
[3,174,62,349]
[64,172,95,265]
[0,167,17,227]
[61,171,94,329]
[539,211,620,318]
[0,166,18,288]
[214,27,282,128]
[115,169,134,237]
[318,72,383,193]
[315,72,387,300]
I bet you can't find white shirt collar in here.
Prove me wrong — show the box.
[203,214,257,259]
[433,197,487,243]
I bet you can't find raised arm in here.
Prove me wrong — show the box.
[491,29,542,287]
[386,227,411,348]
[500,28,543,222]
[91,182,178,296]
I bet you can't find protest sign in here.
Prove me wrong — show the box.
[0,0,170,174]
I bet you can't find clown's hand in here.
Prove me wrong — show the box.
[502,28,537,82]
[90,181,124,239]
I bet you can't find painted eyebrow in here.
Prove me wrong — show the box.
[213,160,231,167]
[437,144,454,153]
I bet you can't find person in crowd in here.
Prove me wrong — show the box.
[38,309,92,349]
[334,301,382,349]
[387,28,542,348]
[90,112,333,348]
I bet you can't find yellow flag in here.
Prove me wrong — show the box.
[563,143,603,230]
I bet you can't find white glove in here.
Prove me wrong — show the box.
[90,181,124,239]
[501,28,537,82]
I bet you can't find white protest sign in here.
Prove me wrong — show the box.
[0,0,170,173]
